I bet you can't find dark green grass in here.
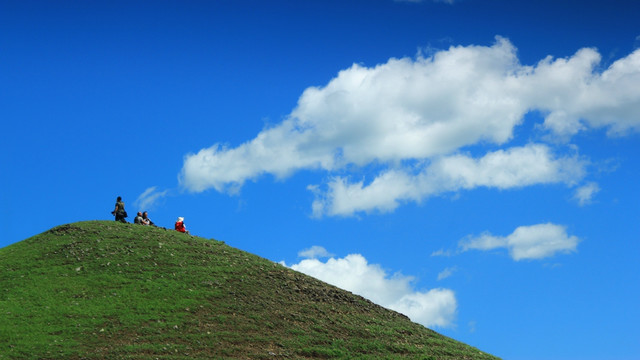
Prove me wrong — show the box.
[0,221,500,359]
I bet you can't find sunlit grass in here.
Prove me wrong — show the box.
[0,221,499,359]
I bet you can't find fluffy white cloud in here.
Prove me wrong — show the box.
[180,37,640,215]
[182,38,525,190]
[287,253,457,328]
[459,223,580,261]
[533,48,640,137]
[311,144,586,217]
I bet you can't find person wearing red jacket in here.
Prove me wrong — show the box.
[175,217,190,234]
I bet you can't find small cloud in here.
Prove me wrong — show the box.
[135,186,169,211]
[459,223,580,261]
[468,320,477,333]
[431,249,454,257]
[573,182,600,206]
[437,266,457,281]
[298,245,334,259]
[543,263,563,269]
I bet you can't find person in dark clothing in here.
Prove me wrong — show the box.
[112,196,127,223]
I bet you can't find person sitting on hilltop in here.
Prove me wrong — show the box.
[111,196,127,223]
[175,217,190,234]
[142,211,155,226]
[134,212,144,224]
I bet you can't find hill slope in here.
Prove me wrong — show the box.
[0,221,499,359]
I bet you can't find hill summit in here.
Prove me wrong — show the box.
[0,221,499,359]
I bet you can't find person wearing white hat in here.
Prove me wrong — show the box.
[175,217,189,234]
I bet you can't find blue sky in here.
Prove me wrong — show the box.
[1,0,639,359]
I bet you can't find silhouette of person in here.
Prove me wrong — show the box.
[112,196,127,223]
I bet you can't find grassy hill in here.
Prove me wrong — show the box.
[0,221,500,359]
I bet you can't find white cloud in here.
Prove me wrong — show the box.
[573,182,600,206]
[459,223,580,261]
[298,245,334,259]
[311,144,586,217]
[134,186,169,211]
[180,37,640,216]
[530,48,640,137]
[286,253,457,328]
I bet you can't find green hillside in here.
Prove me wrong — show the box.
[0,221,500,359]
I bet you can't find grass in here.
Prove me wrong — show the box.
[0,221,500,359]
